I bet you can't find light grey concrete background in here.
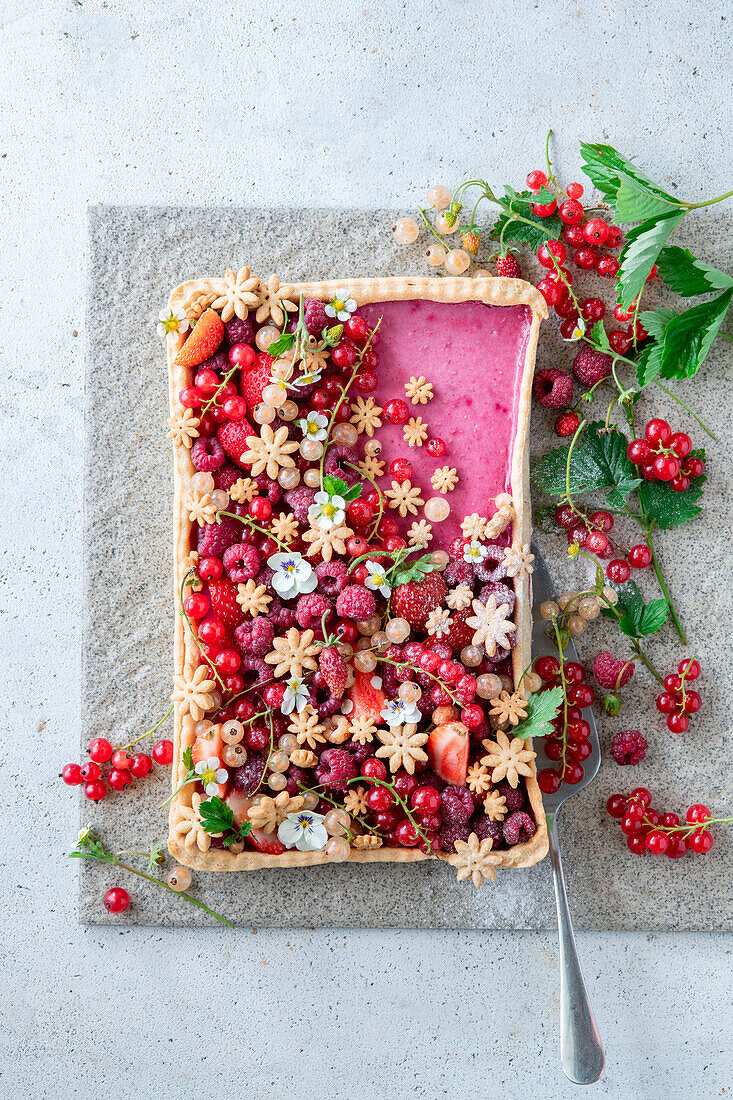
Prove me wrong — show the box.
[2,0,732,1096]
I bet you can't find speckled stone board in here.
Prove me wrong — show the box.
[81,205,733,928]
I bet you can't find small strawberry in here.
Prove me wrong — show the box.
[174,309,225,368]
[239,352,274,410]
[391,571,447,632]
[217,418,255,465]
[427,606,474,652]
[461,229,481,255]
[496,253,522,279]
[319,645,348,697]
[207,579,244,629]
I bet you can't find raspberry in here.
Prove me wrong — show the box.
[295,592,333,631]
[234,617,275,657]
[197,514,241,557]
[314,748,357,791]
[232,752,267,795]
[438,821,471,853]
[324,445,359,485]
[303,298,329,337]
[224,317,255,346]
[533,367,573,409]
[336,584,377,620]
[443,560,474,587]
[198,350,230,374]
[572,345,612,386]
[495,780,526,813]
[222,543,261,583]
[191,435,225,472]
[473,550,509,584]
[253,473,283,505]
[611,729,647,765]
[417,769,446,793]
[284,487,316,525]
[440,785,474,824]
[315,560,349,595]
[593,651,635,690]
[502,810,536,846]
[344,738,373,765]
[284,764,309,797]
[213,462,245,492]
[266,597,297,633]
[471,813,503,846]
[477,581,515,617]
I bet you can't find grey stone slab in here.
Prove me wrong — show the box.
[82,205,733,928]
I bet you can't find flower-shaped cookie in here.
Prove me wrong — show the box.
[236,580,272,617]
[403,416,428,447]
[210,266,262,321]
[172,793,212,852]
[407,520,433,548]
[480,731,536,788]
[265,628,320,679]
[450,832,497,887]
[241,424,299,480]
[350,396,383,436]
[302,523,353,562]
[430,466,458,493]
[385,480,424,517]
[404,376,434,405]
[375,723,429,774]
[167,408,199,449]
[488,690,527,727]
[171,665,217,721]
[466,595,517,657]
[255,274,298,326]
[503,543,535,579]
[229,477,258,504]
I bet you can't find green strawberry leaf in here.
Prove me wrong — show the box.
[638,475,705,528]
[635,339,664,387]
[616,211,686,307]
[392,553,438,587]
[589,321,611,352]
[638,599,669,636]
[198,796,235,835]
[638,307,677,341]
[490,188,562,250]
[322,475,350,499]
[182,745,193,772]
[579,143,679,210]
[532,422,640,506]
[342,483,363,502]
[614,182,679,224]
[266,332,296,359]
[659,289,733,379]
[656,246,733,297]
[513,686,564,740]
[223,822,252,846]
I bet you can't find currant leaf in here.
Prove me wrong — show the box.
[490,189,562,250]
[638,476,705,529]
[532,422,640,506]
[616,211,686,307]
[182,745,194,772]
[512,686,564,740]
[659,289,733,379]
[656,246,733,297]
[266,332,296,359]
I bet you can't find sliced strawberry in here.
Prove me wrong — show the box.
[239,352,274,410]
[207,579,244,629]
[218,418,255,466]
[428,721,469,785]
[346,669,386,724]
[224,791,286,854]
[175,308,225,369]
[191,724,224,766]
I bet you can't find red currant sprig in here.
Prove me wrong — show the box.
[626,419,703,491]
[606,790,731,857]
[655,657,702,734]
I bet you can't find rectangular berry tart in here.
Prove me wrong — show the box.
[163,272,549,885]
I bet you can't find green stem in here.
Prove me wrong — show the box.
[683,188,733,209]
[642,526,687,645]
[216,510,287,551]
[652,380,718,440]
[417,206,452,249]
[119,703,174,751]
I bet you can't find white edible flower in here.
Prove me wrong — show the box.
[278,810,329,852]
[463,540,488,564]
[308,490,346,531]
[298,410,329,442]
[563,316,586,342]
[324,292,357,322]
[364,559,391,598]
[281,675,310,716]
[380,697,422,728]
[194,756,228,796]
[157,305,189,339]
[268,551,318,600]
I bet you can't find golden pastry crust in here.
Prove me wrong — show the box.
[166,275,548,873]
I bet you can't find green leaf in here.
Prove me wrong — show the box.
[638,307,676,341]
[490,189,561,250]
[513,686,564,740]
[532,422,640,506]
[322,474,349,499]
[601,580,668,637]
[635,340,663,387]
[223,822,252,846]
[579,143,679,209]
[617,211,686,307]
[614,182,679,223]
[639,475,705,528]
[392,553,438,587]
[341,483,363,503]
[182,745,193,772]
[659,289,733,379]
[266,332,296,359]
[656,246,733,296]
[589,321,611,352]
[198,796,235,836]
[638,599,669,636]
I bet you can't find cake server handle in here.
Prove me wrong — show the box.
[546,811,605,1084]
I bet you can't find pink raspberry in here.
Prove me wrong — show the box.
[533,367,574,409]
[224,317,255,346]
[473,548,509,584]
[495,780,526,813]
[443,560,474,587]
[573,345,612,386]
[213,462,245,492]
[284,764,309,797]
[593,651,635,690]
[222,543,261,583]
[324,445,359,485]
[439,821,471,852]
[232,752,266,795]
[198,350,229,374]
[197,514,241,557]
[471,813,502,846]
[315,560,349,596]
[303,298,329,337]
[284,487,316,524]
[502,810,536,846]
[314,748,357,791]
[440,785,474,824]
[336,584,376,620]
[477,581,515,617]
[611,729,647,765]
[295,592,333,631]
[234,617,274,657]
[252,474,282,504]
[191,436,225,472]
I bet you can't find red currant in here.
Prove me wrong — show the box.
[628,544,652,569]
[608,330,632,354]
[682,456,705,478]
[563,224,585,247]
[108,767,132,791]
[667,712,689,734]
[645,418,671,446]
[666,836,688,859]
[361,758,387,780]
[228,342,255,367]
[688,829,713,854]
[532,196,557,217]
[686,804,711,824]
[344,315,369,341]
[604,226,624,248]
[583,219,609,245]
[179,386,202,409]
[589,510,614,532]
[383,399,409,425]
[566,182,584,200]
[629,787,652,807]
[199,617,225,644]
[558,199,584,225]
[585,530,609,555]
[183,592,210,619]
[678,658,701,680]
[561,762,584,785]
[222,395,247,420]
[61,763,83,785]
[460,704,483,729]
[426,437,446,458]
[554,503,577,529]
[84,779,107,801]
[682,690,701,714]
[567,524,587,547]
[664,673,682,691]
[606,559,631,583]
[537,278,563,306]
[526,169,548,189]
[347,499,374,528]
[194,368,219,396]
[606,793,627,818]
[573,246,598,270]
[555,295,579,319]
[652,454,680,481]
[538,768,562,794]
[535,655,561,680]
[80,761,101,782]
[129,753,153,778]
[88,737,114,764]
[152,739,174,765]
[366,786,395,812]
[249,497,272,521]
[103,886,130,913]
[668,431,692,458]
[198,557,223,583]
[559,317,581,339]
[645,830,669,855]
[537,240,567,268]
[393,819,420,847]
[580,297,606,322]
[389,458,413,480]
[670,474,690,493]
[627,834,647,855]
[110,750,130,770]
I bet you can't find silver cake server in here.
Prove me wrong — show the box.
[532,544,606,1085]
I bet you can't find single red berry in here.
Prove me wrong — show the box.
[606,793,627,818]
[645,418,672,446]
[627,834,647,855]
[567,524,587,547]
[103,887,130,913]
[538,768,562,794]
[559,317,581,339]
[381,534,406,552]
[666,431,692,459]
[84,779,107,801]
[621,813,643,836]
[652,454,680,481]
[568,719,591,743]
[580,297,606,322]
[355,369,378,393]
[628,544,652,569]
[689,829,713,854]
[532,196,557,217]
[567,683,595,708]
[460,704,483,729]
[198,557,223,583]
[589,509,614,532]
[645,830,670,855]
[566,181,584,199]
[596,255,620,278]
[606,559,631,583]
[604,226,624,248]
[670,474,691,493]
[555,295,579,319]
[344,315,369,341]
[535,655,561,680]
[108,768,132,791]
[194,368,219,396]
[573,246,598,270]
[682,456,705,478]
[346,535,369,557]
[537,278,563,306]
[80,761,101,782]
[183,592,210,619]
[667,712,689,734]
[629,787,652,807]
[666,836,688,859]
[686,804,711,824]
[554,411,580,437]
[664,673,682,691]
[583,219,609,245]
[263,682,286,707]
[222,395,247,420]
[526,169,548,189]
[389,458,413,480]
[383,399,409,425]
[88,737,114,764]
[537,239,567,268]
[558,198,584,224]
[332,343,357,370]
[683,692,701,715]
[554,503,577,529]
[110,750,130,770]
[61,763,83,785]
[129,753,153,778]
[152,739,174,765]
[366,785,395,812]
[608,330,632,354]
[426,437,446,458]
[563,662,586,683]
[585,530,609,555]
[179,386,203,409]
[361,758,387,781]
[199,617,225,644]
[678,658,701,680]
[561,763,584,785]
[563,224,585,247]
[214,648,241,675]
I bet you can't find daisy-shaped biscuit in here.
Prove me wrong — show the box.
[242,424,299,480]
[171,793,212,853]
[482,789,508,821]
[265,628,320,679]
[480,731,536,788]
[425,606,452,638]
[270,512,299,544]
[229,477,258,504]
[349,716,377,744]
[465,763,492,796]
[375,723,429,774]
[171,665,217,721]
[210,266,262,321]
[460,513,488,540]
[167,408,199,449]
[358,455,385,480]
[302,523,353,562]
[385,479,424,517]
[403,416,428,447]
[184,490,218,527]
[287,705,327,749]
[344,786,370,816]
[236,580,272,617]
[430,466,458,493]
[503,543,535,579]
[255,274,298,327]
[466,595,516,657]
[488,690,527,727]
[446,584,473,611]
[350,396,383,437]
[407,519,433,548]
[404,376,434,405]
[450,833,497,887]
